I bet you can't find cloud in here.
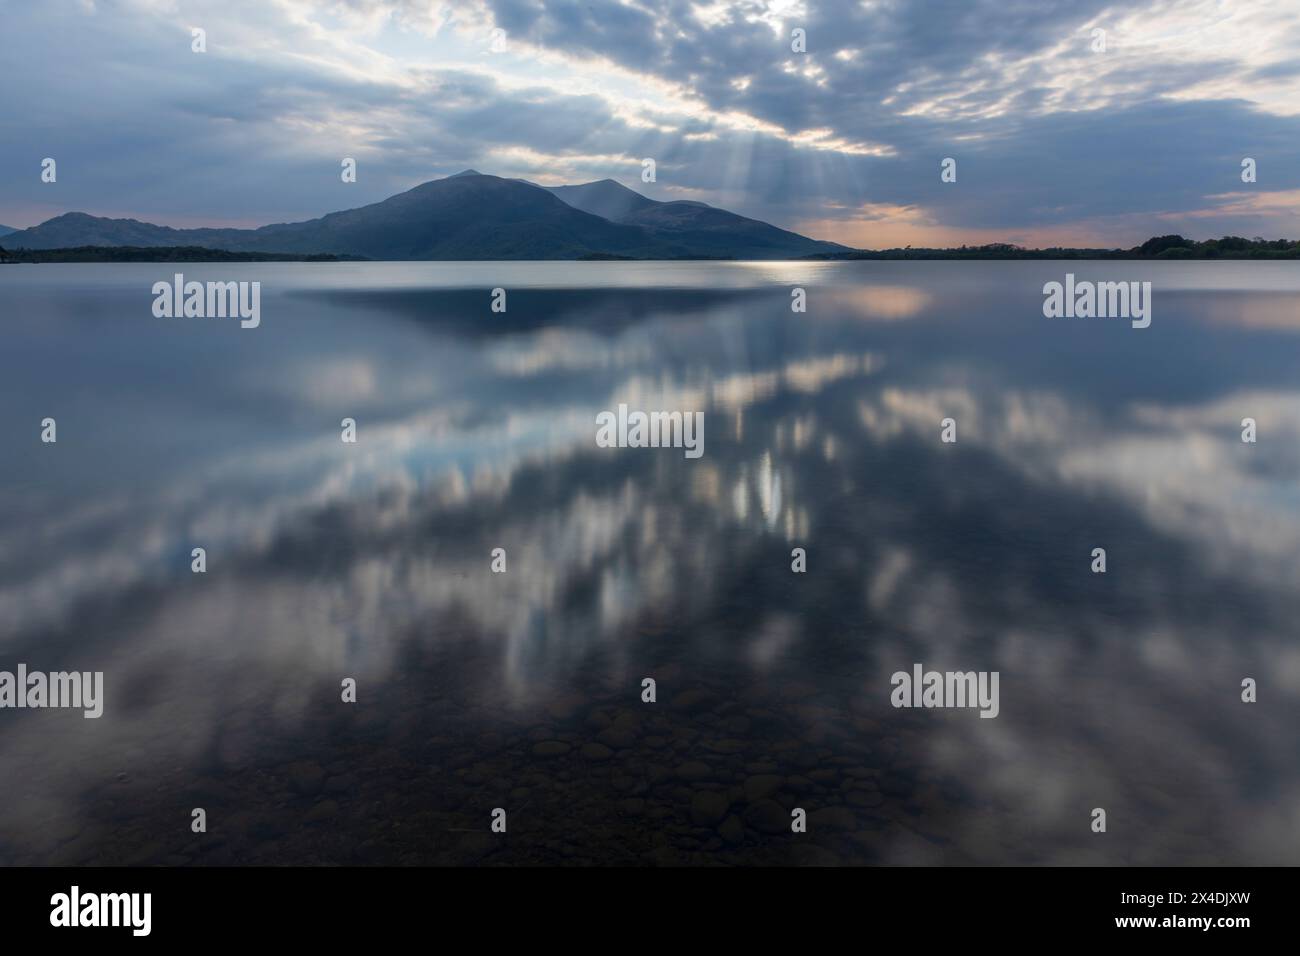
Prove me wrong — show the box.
[2,0,1299,243]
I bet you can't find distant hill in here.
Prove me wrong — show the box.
[0,224,16,237]
[0,172,846,260]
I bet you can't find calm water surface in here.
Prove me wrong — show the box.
[1,260,1297,865]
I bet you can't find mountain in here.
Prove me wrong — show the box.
[547,179,844,259]
[0,176,677,259]
[0,171,848,260]
[0,224,16,237]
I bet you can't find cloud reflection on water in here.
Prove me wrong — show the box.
[0,261,1297,864]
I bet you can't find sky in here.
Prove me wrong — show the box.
[2,0,1300,247]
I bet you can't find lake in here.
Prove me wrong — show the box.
[1,260,1297,865]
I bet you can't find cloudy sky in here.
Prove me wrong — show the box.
[3,0,1300,247]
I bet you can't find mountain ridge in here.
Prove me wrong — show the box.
[0,172,848,260]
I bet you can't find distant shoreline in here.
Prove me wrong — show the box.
[0,246,363,263]
[2,237,1297,264]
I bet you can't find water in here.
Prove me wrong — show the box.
[1,260,1297,865]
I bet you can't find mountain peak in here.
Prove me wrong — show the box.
[545,179,657,223]
[448,169,483,178]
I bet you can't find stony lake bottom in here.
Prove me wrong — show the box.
[1,260,1298,865]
